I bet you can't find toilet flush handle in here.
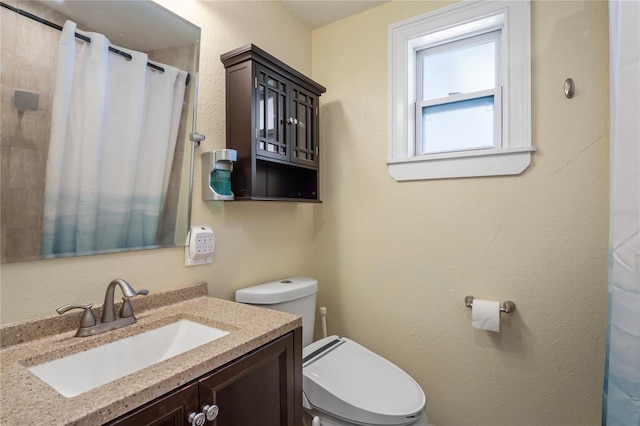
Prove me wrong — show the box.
[311,416,321,426]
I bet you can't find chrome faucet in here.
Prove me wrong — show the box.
[57,279,148,337]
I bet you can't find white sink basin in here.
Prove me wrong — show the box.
[28,319,229,398]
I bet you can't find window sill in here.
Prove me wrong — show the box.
[387,146,536,181]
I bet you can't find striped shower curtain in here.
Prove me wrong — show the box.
[41,21,188,257]
[602,1,640,425]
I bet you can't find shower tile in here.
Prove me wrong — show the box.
[16,18,58,68]
[4,226,41,261]
[4,7,55,113]
[2,106,51,151]
[16,2,64,63]
[1,144,10,185]
[0,5,17,58]
[4,55,53,113]
[7,146,46,189]
[1,188,43,228]
[0,57,18,109]
[1,228,7,263]
[1,101,12,147]
[0,190,7,226]
[0,5,17,104]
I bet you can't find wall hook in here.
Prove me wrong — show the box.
[564,78,575,99]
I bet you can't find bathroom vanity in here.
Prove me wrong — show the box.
[0,283,302,425]
[108,331,299,425]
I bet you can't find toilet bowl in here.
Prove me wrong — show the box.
[303,336,427,426]
[235,277,428,426]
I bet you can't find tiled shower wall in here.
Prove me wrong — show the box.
[1,1,61,263]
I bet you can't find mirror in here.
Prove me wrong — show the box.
[1,0,200,263]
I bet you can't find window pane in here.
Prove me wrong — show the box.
[421,95,494,154]
[421,40,495,100]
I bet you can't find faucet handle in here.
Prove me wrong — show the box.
[119,290,148,318]
[119,298,134,318]
[56,304,97,328]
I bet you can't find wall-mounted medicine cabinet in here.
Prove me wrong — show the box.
[220,44,326,202]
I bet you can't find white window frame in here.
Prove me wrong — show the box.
[388,0,533,181]
[415,30,502,155]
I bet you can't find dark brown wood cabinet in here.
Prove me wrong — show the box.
[220,44,326,202]
[106,328,302,426]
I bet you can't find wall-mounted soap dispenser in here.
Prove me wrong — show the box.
[202,149,237,201]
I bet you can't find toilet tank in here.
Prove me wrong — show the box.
[235,277,318,347]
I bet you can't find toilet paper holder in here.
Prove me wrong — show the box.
[465,296,516,314]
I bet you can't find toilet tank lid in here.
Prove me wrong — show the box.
[235,277,318,304]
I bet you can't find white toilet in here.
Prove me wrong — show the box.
[235,277,428,426]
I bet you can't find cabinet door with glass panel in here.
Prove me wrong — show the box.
[255,64,290,163]
[290,83,319,168]
[255,65,319,169]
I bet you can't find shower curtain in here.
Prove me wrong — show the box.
[41,21,188,257]
[602,1,640,425]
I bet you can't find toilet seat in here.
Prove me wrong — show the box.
[303,336,426,426]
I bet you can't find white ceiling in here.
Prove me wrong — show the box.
[282,0,390,29]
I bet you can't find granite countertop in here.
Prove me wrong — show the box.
[0,282,301,425]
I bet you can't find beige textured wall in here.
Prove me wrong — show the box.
[0,0,315,324]
[1,0,610,424]
[311,1,609,425]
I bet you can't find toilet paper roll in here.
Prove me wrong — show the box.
[471,299,500,332]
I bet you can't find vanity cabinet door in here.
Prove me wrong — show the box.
[104,328,302,426]
[106,382,199,426]
[198,330,301,426]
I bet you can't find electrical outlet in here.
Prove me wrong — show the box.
[185,226,215,266]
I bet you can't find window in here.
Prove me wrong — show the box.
[388,1,533,181]
[416,31,500,155]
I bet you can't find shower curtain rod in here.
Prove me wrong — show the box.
[0,1,190,85]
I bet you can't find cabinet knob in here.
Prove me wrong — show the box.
[202,404,219,421]
[287,117,298,125]
[187,412,206,426]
